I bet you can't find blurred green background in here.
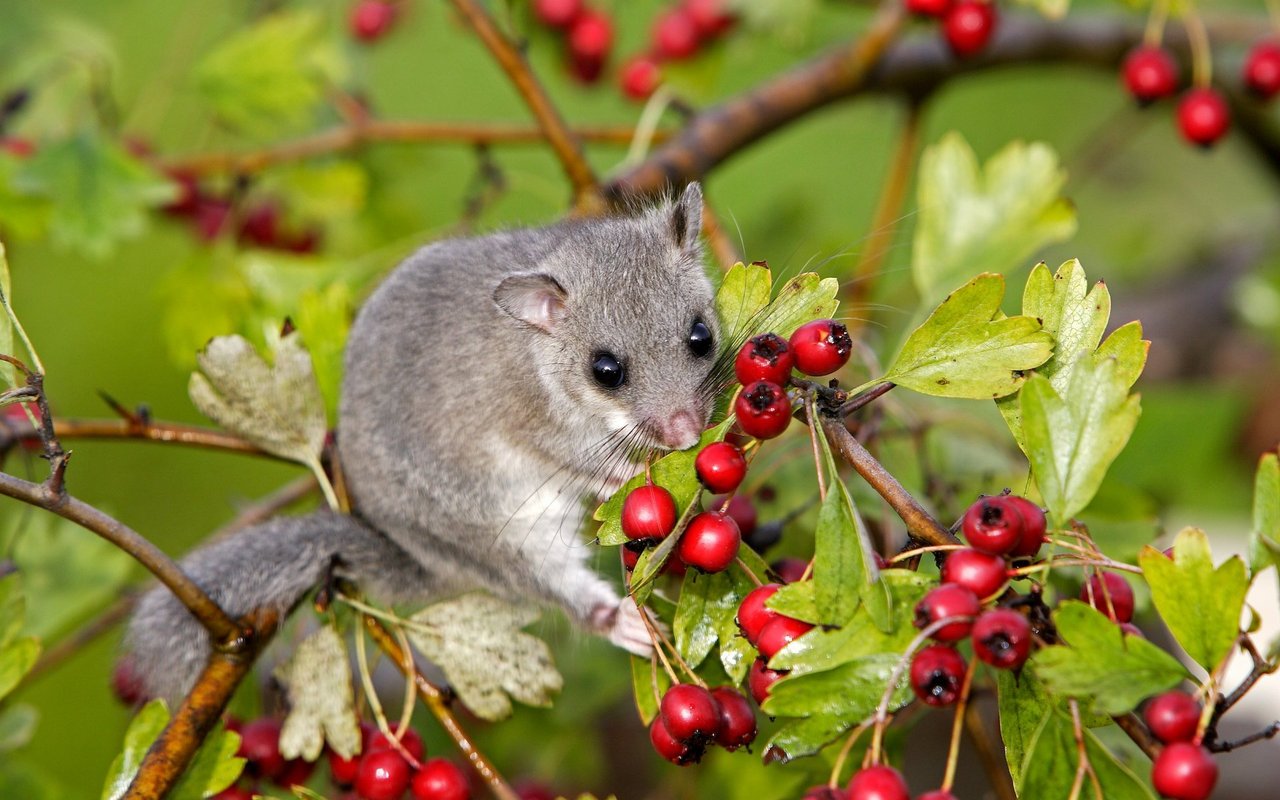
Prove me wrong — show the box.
[1,0,1277,797]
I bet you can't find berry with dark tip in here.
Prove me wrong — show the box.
[330,748,361,787]
[649,715,698,764]
[962,495,1024,555]
[910,644,968,707]
[971,608,1032,669]
[696,441,747,494]
[1006,496,1047,558]
[735,333,794,386]
[737,583,783,644]
[1080,572,1135,623]
[734,380,792,439]
[355,748,412,800]
[678,510,741,572]
[1177,88,1230,148]
[756,615,814,659]
[1244,40,1280,99]
[940,548,1008,600]
[1123,46,1179,104]
[710,687,758,750]
[1144,692,1202,744]
[748,657,786,704]
[621,540,645,571]
[1152,742,1217,800]
[847,764,910,800]
[274,758,314,789]
[411,758,471,800]
[789,320,853,376]
[942,1,996,59]
[914,584,980,642]
[660,684,722,742]
[238,718,286,780]
[621,484,677,541]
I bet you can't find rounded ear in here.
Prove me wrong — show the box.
[493,273,568,333]
[672,182,703,252]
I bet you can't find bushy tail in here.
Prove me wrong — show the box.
[124,511,430,704]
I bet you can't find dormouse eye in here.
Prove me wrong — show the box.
[688,319,713,358]
[591,352,626,389]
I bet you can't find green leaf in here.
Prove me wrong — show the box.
[0,155,53,243]
[762,653,908,719]
[0,637,39,701]
[1140,528,1249,672]
[1031,601,1187,715]
[1020,711,1155,800]
[912,133,1076,300]
[1020,359,1142,524]
[101,700,169,800]
[405,592,563,721]
[714,261,773,351]
[102,701,244,800]
[0,571,23,648]
[883,273,1053,399]
[1249,453,1280,573]
[196,10,346,137]
[764,713,851,763]
[674,570,735,670]
[630,654,670,725]
[750,272,840,342]
[996,670,1052,795]
[13,133,176,259]
[767,580,822,625]
[0,703,38,752]
[294,283,352,423]
[276,624,361,761]
[0,239,14,387]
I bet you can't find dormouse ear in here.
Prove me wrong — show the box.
[671,182,703,252]
[493,273,568,333]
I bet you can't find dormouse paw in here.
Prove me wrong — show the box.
[593,598,660,657]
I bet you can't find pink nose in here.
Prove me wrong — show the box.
[659,410,702,450]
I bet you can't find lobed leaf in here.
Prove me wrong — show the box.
[1019,710,1155,799]
[276,624,362,761]
[714,261,773,351]
[1249,452,1280,574]
[762,653,907,719]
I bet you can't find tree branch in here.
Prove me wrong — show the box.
[1,417,267,458]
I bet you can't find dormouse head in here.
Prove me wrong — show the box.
[493,183,721,453]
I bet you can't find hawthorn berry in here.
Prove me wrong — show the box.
[756,615,814,659]
[734,381,792,439]
[653,9,700,60]
[649,716,698,764]
[211,788,254,800]
[1122,46,1179,104]
[1244,40,1280,99]
[961,495,1024,555]
[1080,572,1135,623]
[238,717,286,780]
[411,758,471,800]
[696,441,747,493]
[748,657,786,704]
[514,782,558,800]
[939,548,1007,600]
[772,556,808,584]
[1006,496,1046,558]
[349,0,398,42]
[710,687,758,750]
[330,747,362,787]
[678,510,741,572]
[737,583,783,644]
[914,583,980,642]
[660,683,722,742]
[735,333,794,386]
[942,1,996,59]
[355,748,412,800]
[971,608,1032,669]
[621,540,645,571]
[910,644,968,706]
[847,764,910,800]
[1152,742,1217,800]
[904,0,952,18]
[274,758,315,789]
[369,725,425,763]
[1177,88,1230,148]
[620,56,661,101]
[532,0,582,29]
[111,658,146,706]
[568,10,612,61]
[1144,692,1201,744]
[684,0,735,37]
[723,494,758,538]
[621,484,677,541]
[789,320,852,377]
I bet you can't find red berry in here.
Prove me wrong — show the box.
[514,782,557,800]
[1245,40,1280,99]
[735,333,795,386]
[239,203,281,248]
[1177,88,1230,148]
[568,10,612,62]
[653,9,700,60]
[962,495,1025,555]
[939,548,1007,600]
[695,441,747,494]
[678,510,741,572]
[722,494,758,538]
[621,540,646,571]
[330,747,362,787]
[649,715,698,764]
[756,615,814,659]
[238,718,286,780]
[904,0,952,18]
[942,1,996,59]
[194,197,233,241]
[162,169,202,216]
[710,687,757,750]
[1152,742,1217,800]
[532,0,582,29]
[111,658,146,706]
[349,1,398,42]
[0,137,35,158]
[660,684,722,742]
[275,758,315,789]
[683,0,735,37]
[914,584,980,642]
[369,725,425,763]
[789,320,852,377]
[1144,692,1202,744]
[621,484,677,541]
[1005,496,1046,558]
[910,644,968,707]
[620,57,661,101]
[1123,46,1179,104]
[737,583,783,644]
[748,657,786,704]
[356,748,412,800]
[971,608,1032,669]
[734,381,792,439]
[411,758,470,800]
[847,764,910,800]
[1080,572,1134,623]
[211,789,255,800]
[772,557,808,584]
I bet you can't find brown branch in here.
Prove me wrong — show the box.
[820,413,960,547]
[123,609,279,800]
[164,120,663,178]
[22,592,137,685]
[362,614,519,800]
[1208,721,1280,753]
[445,0,601,211]
[1113,712,1160,760]
[2,417,267,458]
[0,471,241,643]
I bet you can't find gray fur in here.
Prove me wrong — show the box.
[126,184,720,702]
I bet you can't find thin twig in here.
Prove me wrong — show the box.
[2,417,266,457]
[1208,721,1280,753]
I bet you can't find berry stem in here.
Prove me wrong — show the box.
[636,601,705,688]
[940,656,980,792]
[1142,0,1169,48]
[1184,9,1213,87]
[1067,700,1103,800]
[735,556,765,588]
[828,720,874,787]
[869,615,969,764]
[1009,558,1143,577]
[887,543,966,564]
[804,394,829,504]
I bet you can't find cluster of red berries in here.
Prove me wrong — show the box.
[907,495,1046,708]
[349,0,401,43]
[733,319,853,440]
[803,763,959,799]
[213,718,471,800]
[903,0,998,60]
[649,682,757,764]
[736,581,813,706]
[618,0,737,101]
[162,173,321,253]
[1143,691,1217,800]
[530,0,616,84]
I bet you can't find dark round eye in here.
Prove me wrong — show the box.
[591,352,625,389]
[688,319,713,357]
